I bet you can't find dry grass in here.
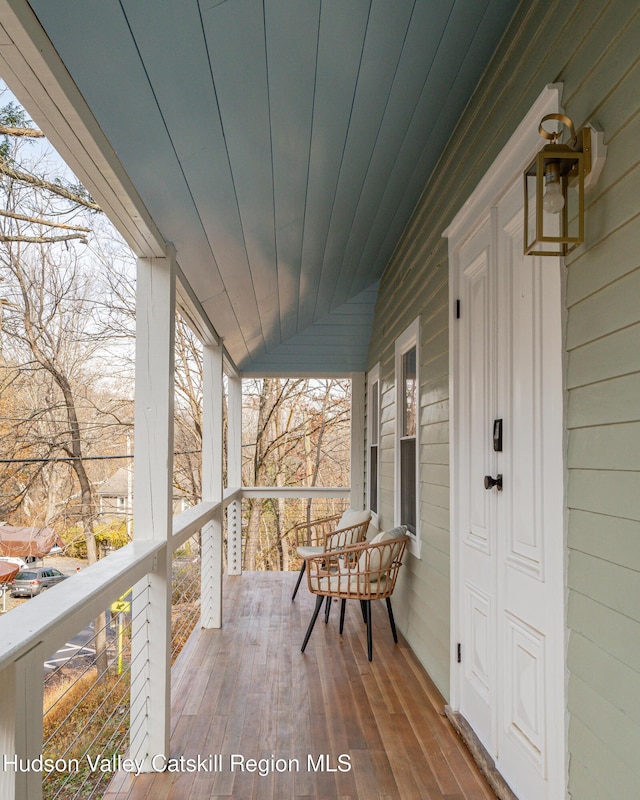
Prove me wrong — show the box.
[39,552,200,799]
[43,668,130,800]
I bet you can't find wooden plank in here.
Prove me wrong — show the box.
[315,0,416,312]
[121,0,265,353]
[265,0,320,345]
[105,571,497,799]
[296,0,372,330]
[200,0,279,353]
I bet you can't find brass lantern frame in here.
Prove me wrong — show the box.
[523,114,592,257]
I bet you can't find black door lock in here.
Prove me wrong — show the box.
[484,474,503,491]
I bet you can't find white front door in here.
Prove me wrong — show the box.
[453,180,566,799]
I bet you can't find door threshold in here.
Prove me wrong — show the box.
[444,706,519,800]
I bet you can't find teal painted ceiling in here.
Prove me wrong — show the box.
[24,0,519,374]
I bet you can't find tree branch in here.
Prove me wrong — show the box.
[0,161,101,211]
[0,232,88,244]
[0,207,91,232]
[0,124,45,138]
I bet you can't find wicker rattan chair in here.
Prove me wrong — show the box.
[290,509,371,600]
[300,526,408,661]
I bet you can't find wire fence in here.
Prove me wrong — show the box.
[41,533,202,800]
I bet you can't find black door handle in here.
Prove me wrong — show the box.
[484,474,503,491]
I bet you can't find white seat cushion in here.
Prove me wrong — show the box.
[337,508,371,529]
[358,526,406,573]
[314,572,391,595]
[296,545,323,558]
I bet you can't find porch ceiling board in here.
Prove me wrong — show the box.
[20,0,519,374]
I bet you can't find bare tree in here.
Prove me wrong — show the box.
[242,378,351,570]
[0,123,130,674]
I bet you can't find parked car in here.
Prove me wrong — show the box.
[10,567,69,597]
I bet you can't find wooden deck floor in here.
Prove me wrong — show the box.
[104,571,496,800]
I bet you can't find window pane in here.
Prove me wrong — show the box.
[371,381,379,445]
[400,437,416,534]
[369,444,378,513]
[403,347,416,437]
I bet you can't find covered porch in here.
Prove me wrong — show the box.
[104,571,496,800]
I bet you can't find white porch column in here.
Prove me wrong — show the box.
[130,250,175,769]
[0,645,44,800]
[201,343,224,627]
[226,375,242,574]
[350,372,366,510]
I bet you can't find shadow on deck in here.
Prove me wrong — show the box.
[104,571,496,799]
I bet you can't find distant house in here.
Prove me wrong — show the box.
[96,467,132,522]
[96,467,190,523]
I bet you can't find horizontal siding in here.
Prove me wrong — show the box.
[567,323,640,389]
[364,0,640,795]
[568,510,640,572]
[562,5,640,792]
[568,589,640,674]
[365,0,588,705]
[568,716,639,800]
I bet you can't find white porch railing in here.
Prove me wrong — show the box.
[0,486,350,800]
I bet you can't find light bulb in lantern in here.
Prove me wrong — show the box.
[543,164,564,214]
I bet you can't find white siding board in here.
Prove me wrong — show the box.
[365,1,640,787]
[569,423,640,471]
[567,760,612,800]
[568,632,640,727]
[568,469,640,520]
[569,675,640,778]
[567,323,640,389]
[421,420,449,445]
[569,551,640,623]
[561,1,640,128]
[567,373,640,428]
[568,716,637,800]
[567,213,640,306]
[568,509,640,571]
[566,267,640,349]
[568,591,640,674]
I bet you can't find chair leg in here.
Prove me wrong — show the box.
[365,600,373,661]
[291,560,307,600]
[339,599,346,634]
[301,595,324,653]
[386,597,398,643]
[360,599,367,624]
[324,595,332,624]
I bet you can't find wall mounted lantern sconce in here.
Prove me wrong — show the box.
[524,113,606,256]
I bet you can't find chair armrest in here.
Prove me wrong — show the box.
[287,514,341,548]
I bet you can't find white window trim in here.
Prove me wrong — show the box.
[367,363,381,514]
[394,317,421,558]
